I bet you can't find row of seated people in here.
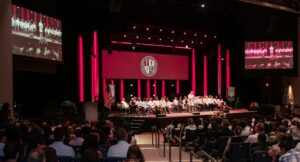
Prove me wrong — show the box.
[117,95,228,114]
[0,119,145,162]
[163,115,300,162]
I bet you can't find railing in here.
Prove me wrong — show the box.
[152,126,157,147]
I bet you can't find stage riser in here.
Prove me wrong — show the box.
[108,111,256,132]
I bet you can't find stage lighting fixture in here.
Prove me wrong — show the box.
[201,4,205,8]
[148,37,151,40]
[191,41,194,44]
[130,84,133,87]
[214,35,217,38]
[159,38,162,41]
[146,27,149,31]
[159,29,163,32]
[200,41,203,44]
[185,45,189,48]
[130,94,133,97]
[181,40,184,43]
[171,30,175,34]
[183,32,186,35]
[153,84,155,87]
[204,34,207,38]
[136,35,139,39]
[123,34,127,38]
[170,39,174,42]
[133,25,136,29]
[221,58,224,61]
[171,84,174,87]
[194,33,197,36]
[132,43,136,50]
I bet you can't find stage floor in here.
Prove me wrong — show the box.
[110,109,255,118]
[108,109,256,131]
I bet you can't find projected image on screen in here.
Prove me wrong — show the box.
[245,41,293,69]
[11,5,62,61]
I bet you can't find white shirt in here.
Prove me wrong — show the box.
[39,22,43,33]
[49,141,75,157]
[245,133,259,143]
[240,126,252,136]
[121,101,129,109]
[188,93,194,99]
[173,99,179,106]
[107,141,130,158]
[69,137,84,146]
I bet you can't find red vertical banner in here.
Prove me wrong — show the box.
[12,5,16,17]
[27,9,30,21]
[120,80,124,101]
[110,80,114,85]
[162,80,165,97]
[191,48,196,95]
[21,8,24,20]
[56,20,59,28]
[46,16,49,26]
[176,80,180,94]
[78,36,84,102]
[226,49,230,95]
[51,18,54,27]
[92,31,99,102]
[39,14,43,23]
[204,55,208,96]
[153,80,157,97]
[137,80,141,97]
[146,80,150,98]
[218,44,222,96]
[34,12,37,24]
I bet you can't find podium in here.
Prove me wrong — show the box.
[84,102,98,122]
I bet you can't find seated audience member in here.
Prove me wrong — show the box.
[3,142,20,162]
[279,135,300,162]
[44,147,58,162]
[81,147,99,162]
[268,132,285,162]
[49,128,75,157]
[185,118,197,130]
[250,134,269,155]
[223,125,243,160]
[239,119,251,136]
[26,134,46,155]
[217,119,233,137]
[69,128,84,146]
[0,131,6,157]
[289,118,300,140]
[79,134,102,157]
[245,122,264,143]
[127,132,137,146]
[126,145,145,162]
[107,128,130,158]
[28,148,45,162]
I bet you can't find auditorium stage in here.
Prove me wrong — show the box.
[107,109,257,131]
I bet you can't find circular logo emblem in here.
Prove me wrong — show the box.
[141,56,158,77]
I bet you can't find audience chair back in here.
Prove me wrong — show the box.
[229,143,250,162]
[252,151,272,162]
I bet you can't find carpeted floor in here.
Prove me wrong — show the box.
[136,132,204,162]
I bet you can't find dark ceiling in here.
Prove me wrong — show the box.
[12,0,298,48]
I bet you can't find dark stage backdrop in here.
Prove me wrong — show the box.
[102,50,189,80]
